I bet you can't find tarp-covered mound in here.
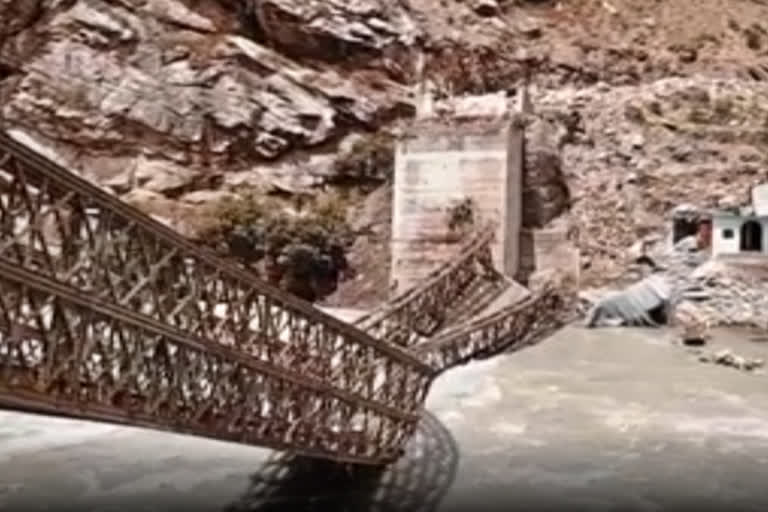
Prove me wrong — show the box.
[585,274,672,327]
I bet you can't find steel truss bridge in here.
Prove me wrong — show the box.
[0,130,569,465]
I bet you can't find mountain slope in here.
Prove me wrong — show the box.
[2,0,768,298]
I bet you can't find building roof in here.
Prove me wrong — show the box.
[709,183,768,218]
[711,209,747,218]
[672,204,720,219]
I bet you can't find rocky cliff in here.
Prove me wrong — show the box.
[2,0,768,302]
[0,0,423,221]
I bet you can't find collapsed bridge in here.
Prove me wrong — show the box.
[0,109,572,465]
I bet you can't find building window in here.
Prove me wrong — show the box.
[722,229,734,239]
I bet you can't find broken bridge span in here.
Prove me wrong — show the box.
[0,110,572,466]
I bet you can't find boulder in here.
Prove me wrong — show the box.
[251,0,421,59]
[472,0,501,17]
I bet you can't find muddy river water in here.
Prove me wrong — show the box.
[3,326,768,511]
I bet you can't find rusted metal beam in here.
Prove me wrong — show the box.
[414,280,571,373]
[0,130,433,465]
[0,261,428,464]
[0,131,429,371]
[354,224,506,346]
[0,125,572,467]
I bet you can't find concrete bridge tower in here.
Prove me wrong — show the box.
[390,96,525,294]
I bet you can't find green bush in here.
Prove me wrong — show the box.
[200,190,354,301]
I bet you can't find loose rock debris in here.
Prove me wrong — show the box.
[681,332,708,346]
[690,348,765,372]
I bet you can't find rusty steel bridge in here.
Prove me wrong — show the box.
[0,130,568,466]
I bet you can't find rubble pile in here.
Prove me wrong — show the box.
[653,236,709,288]
[673,260,768,330]
[580,233,768,333]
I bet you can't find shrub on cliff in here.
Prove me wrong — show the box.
[199,190,354,301]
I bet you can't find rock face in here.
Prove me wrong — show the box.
[244,0,421,62]
[535,77,768,285]
[0,0,42,38]
[3,0,768,304]
[522,114,572,228]
[0,0,416,230]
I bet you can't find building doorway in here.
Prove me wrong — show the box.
[672,217,699,244]
[740,220,763,252]
[697,220,712,249]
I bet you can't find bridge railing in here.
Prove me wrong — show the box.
[0,261,428,463]
[0,130,434,464]
[354,223,507,346]
[414,278,569,373]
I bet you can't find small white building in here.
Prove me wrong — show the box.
[711,184,768,257]
[711,213,768,255]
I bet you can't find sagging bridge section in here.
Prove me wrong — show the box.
[0,130,569,465]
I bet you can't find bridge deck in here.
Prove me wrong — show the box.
[2,327,767,511]
[0,128,569,465]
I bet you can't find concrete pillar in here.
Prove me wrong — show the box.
[390,118,524,294]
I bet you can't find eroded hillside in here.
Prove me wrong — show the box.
[2,0,768,301]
